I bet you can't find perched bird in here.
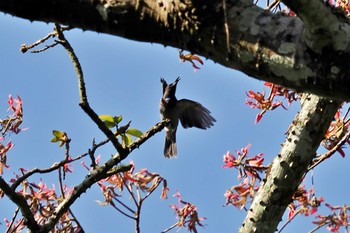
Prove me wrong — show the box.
[160,77,216,158]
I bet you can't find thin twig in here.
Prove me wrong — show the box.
[11,152,87,190]
[31,42,59,53]
[135,195,142,233]
[58,167,65,198]
[124,180,139,207]
[63,134,71,180]
[308,223,325,233]
[308,130,350,170]
[20,25,72,54]
[134,177,163,233]
[113,196,136,214]
[57,164,84,232]
[54,24,126,156]
[142,177,163,202]
[20,32,57,53]
[11,137,111,190]
[5,207,20,233]
[69,211,85,233]
[161,222,179,233]
[278,209,301,233]
[110,202,136,220]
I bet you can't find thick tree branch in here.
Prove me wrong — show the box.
[1,0,350,100]
[239,94,341,233]
[282,0,350,52]
[0,177,40,232]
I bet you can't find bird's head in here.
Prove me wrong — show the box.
[161,77,180,103]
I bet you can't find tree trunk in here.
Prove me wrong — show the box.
[239,94,341,232]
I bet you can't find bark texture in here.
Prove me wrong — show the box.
[239,94,341,232]
[1,0,350,100]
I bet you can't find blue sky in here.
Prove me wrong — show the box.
[1,13,349,233]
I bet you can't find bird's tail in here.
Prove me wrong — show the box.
[164,135,177,158]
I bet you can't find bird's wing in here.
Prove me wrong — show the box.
[177,99,216,129]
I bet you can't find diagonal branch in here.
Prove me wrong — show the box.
[308,130,350,170]
[239,94,341,233]
[54,24,126,155]
[11,153,86,190]
[40,119,169,232]
[0,177,41,232]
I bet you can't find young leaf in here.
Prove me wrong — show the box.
[52,130,64,138]
[99,115,116,128]
[126,128,143,137]
[51,137,60,142]
[121,134,132,147]
[51,130,67,147]
[51,130,64,142]
[114,115,123,124]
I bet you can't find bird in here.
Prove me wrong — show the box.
[159,77,216,158]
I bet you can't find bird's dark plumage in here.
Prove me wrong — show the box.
[160,77,216,158]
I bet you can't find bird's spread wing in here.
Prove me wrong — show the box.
[177,99,216,129]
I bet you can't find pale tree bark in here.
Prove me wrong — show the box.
[239,94,341,233]
[1,0,350,100]
[0,1,349,233]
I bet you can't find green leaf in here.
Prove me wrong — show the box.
[121,134,132,147]
[99,115,115,128]
[51,130,67,147]
[52,130,64,138]
[51,137,59,142]
[114,115,123,124]
[99,114,114,122]
[59,141,66,147]
[126,128,143,137]
[51,130,64,143]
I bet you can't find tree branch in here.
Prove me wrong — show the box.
[308,130,350,171]
[239,94,341,233]
[39,119,169,232]
[54,24,127,156]
[0,177,41,232]
[1,0,350,100]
